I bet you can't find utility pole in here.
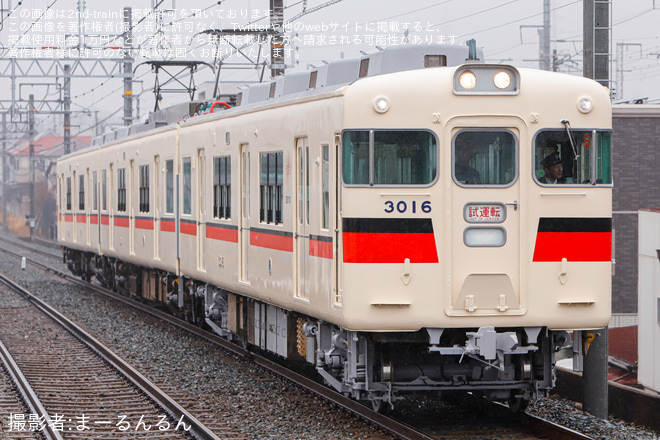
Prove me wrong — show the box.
[123,7,133,126]
[615,43,642,100]
[2,113,6,232]
[270,0,285,77]
[582,0,611,419]
[63,64,71,155]
[584,0,611,88]
[540,0,551,71]
[28,94,35,241]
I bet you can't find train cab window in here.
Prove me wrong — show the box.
[183,157,192,215]
[213,156,231,219]
[534,129,612,185]
[260,152,283,224]
[117,168,126,212]
[165,160,174,214]
[79,175,85,210]
[342,130,437,186]
[453,130,516,186]
[66,177,72,210]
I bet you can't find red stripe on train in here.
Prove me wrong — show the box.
[114,217,129,228]
[135,218,154,230]
[251,231,293,252]
[533,232,612,262]
[180,221,197,236]
[342,232,438,263]
[310,239,333,259]
[90,216,99,225]
[206,225,238,243]
[101,215,109,225]
[76,214,87,223]
[160,219,175,232]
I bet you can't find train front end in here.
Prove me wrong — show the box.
[313,63,612,410]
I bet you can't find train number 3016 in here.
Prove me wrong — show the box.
[384,201,432,214]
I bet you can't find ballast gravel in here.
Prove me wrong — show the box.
[0,238,658,440]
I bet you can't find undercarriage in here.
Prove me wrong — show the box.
[64,247,572,411]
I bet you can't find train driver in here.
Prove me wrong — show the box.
[539,152,563,184]
[454,139,482,184]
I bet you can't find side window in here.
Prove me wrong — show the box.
[535,130,612,185]
[139,165,149,213]
[101,169,107,211]
[213,156,231,219]
[453,130,516,186]
[66,177,72,211]
[117,168,126,212]
[78,175,85,210]
[342,131,369,185]
[259,152,283,224]
[165,159,174,214]
[322,145,329,229]
[92,171,98,211]
[182,157,192,215]
[342,130,437,185]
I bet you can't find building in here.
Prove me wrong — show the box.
[611,105,660,324]
[637,208,660,391]
[2,131,91,238]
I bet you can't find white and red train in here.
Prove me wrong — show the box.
[58,44,613,411]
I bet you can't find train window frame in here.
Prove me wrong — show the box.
[452,129,518,188]
[101,169,107,211]
[117,168,126,212]
[78,174,85,211]
[165,159,174,214]
[213,156,231,220]
[66,177,72,211]
[533,129,613,187]
[341,129,439,187]
[139,164,150,213]
[259,151,283,225]
[321,144,330,230]
[182,157,192,216]
[92,171,98,211]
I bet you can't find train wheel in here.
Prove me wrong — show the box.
[371,399,390,414]
[507,396,529,413]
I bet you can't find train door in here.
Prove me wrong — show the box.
[129,159,135,254]
[449,124,523,315]
[294,137,310,300]
[109,164,114,250]
[72,171,77,243]
[197,149,206,271]
[153,155,160,259]
[333,136,342,305]
[85,168,91,245]
[239,144,250,283]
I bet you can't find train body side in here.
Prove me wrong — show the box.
[57,91,348,327]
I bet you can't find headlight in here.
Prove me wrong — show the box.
[493,71,512,89]
[577,97,593,113]
[459,71,477,90]
[373,96,390,113]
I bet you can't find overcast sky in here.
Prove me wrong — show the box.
[2,0,659,133]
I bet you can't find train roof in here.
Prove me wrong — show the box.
[87,43,483,151]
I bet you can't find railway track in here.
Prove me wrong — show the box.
[0,268,243,440]
[0,235,595,440]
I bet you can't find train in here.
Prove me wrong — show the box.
[57,43,613,412]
